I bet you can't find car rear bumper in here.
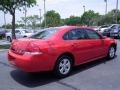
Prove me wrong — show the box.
[8,50,55,72]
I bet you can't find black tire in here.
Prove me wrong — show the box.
[118,32,120,39]
[107,46,116,59]
[23,36,27,38]
[54,55,73,78]
[7,36,12,42]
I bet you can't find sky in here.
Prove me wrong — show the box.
[0,0,120,26]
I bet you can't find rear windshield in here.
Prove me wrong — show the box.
[30,28,59,39]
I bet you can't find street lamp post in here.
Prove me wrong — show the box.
[24,5,27,30]
[44,0,46,28]
[39,9,41,28]
[4,12,6,30]
[104,0,107,14]
[83,5,85,13]
[116,0,118,24]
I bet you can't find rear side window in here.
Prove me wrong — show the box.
[30,28,58,39]
[85,29,101,39]
[63,29,87,40]
[15,30,20,33]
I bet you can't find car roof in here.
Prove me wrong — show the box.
[33,26,94,34]
[56,26,91,29]
[15,29,26,31]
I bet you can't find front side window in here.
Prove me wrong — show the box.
[85,29,101,39]
[63,29,87,40]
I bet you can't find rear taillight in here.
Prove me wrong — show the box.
[25,43,43,55]
[24,51,42,55]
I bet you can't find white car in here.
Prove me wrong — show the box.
[98,25,110,33]
[98,24,117,33]
[6,29,34,42]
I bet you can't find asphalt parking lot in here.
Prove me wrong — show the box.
[0,40,120,90]
[0,39,10,45]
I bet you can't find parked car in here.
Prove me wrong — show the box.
[102,29,110,37]
[109,24,120,38]
[102,24,120,38]
[6,29,34,42]
[0,28,6,38]
[8,26,117,77]
[98,25,110,33]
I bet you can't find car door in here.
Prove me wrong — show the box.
[84,29,105,60]
[63,28,96,65]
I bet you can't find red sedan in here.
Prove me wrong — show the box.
[8,26,117,77]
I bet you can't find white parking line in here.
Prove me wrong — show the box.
[0,49,8,52]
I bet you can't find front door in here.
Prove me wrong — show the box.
[84,29,105,60]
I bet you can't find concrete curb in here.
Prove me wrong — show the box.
[0,49,8,52]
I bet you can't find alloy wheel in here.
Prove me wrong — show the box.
[59,58,71,75]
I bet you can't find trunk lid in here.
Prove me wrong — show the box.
[11,38,49,54]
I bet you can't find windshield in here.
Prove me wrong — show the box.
[100,25,110,28]
[30,28,59,39]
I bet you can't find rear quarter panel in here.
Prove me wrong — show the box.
[103,38,117,52]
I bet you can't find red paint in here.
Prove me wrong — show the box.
[8,26,117,72]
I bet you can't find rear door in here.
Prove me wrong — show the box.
[63,28,97,65]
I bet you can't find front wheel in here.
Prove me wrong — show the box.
[107,46,116,59]
[54,55,73,78]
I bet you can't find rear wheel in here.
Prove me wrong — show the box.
[118,32,120,39]
[7,36,12,42]
[54,55,73,78]
[107,46,116,59]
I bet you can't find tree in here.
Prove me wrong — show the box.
[18,15,40,29]
[99,9,120,25]
[81,10,100,26]
[42,10,61,27]
[2,23,19,29]
[27,15,40,29]
[0,0,36,39]
[64,16,81,25]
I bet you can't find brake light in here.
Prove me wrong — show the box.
[24,52,42,55]
[25,43,43,55]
